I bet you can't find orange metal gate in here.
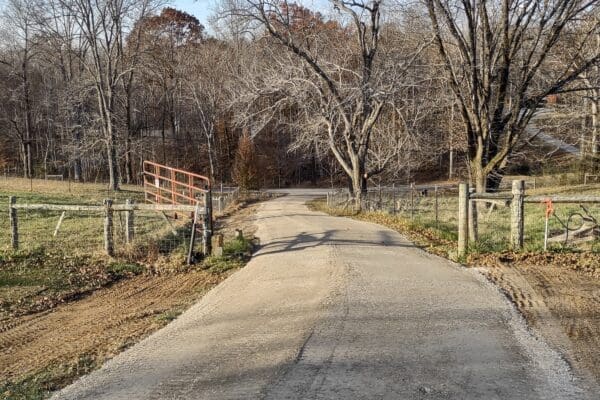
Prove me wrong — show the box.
[143,161,211,205]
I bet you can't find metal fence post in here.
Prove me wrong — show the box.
[458,183,469,257]
[434,185,439,227]
[202,191,212,256]
[104,199,114,256]
[511,180,525,250]
[392,183,396,214]
[217,196,224,213]
[9,196,18,250]
[125,199,134,244]
[410,184,414,219]
[468,188,478,242]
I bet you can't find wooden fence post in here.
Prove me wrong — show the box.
[104,199,114,257]
[202,191,212,256]
[458,183,469,257]
[125,199,134,244]
[9,196,18,250]
[511,180,525,250]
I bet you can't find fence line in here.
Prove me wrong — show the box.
[327,181,600,256]
[7,196,211,262]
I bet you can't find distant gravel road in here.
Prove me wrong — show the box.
[53,190,592,399]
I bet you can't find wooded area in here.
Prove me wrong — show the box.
[0,0,599,206]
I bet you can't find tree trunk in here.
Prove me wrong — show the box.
[106,121,119,191]
[471,159,487,194]
[124,92,134,184]
[23,63,33,179]
[592,90,599,158]
[73,157,83,182]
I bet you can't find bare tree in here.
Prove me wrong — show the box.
[224,0,427,208]
[426,0,600,192]
[58,0,154,190]
[0,0,41,178]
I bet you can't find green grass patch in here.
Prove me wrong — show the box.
[0,248,146,318]
[0,354,98,400]
[202,236,253,274]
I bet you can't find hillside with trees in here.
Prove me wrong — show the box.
[0,0,598,201]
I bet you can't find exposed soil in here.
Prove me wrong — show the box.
[471,252,600,386]
[214,198,261,240]
[0,200,262,398]
[0,271,222,382]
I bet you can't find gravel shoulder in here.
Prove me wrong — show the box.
[53,192,594,399]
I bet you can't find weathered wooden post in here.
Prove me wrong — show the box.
[511,180,525,250]
[9,196,18,250]
[468,188,478,242]
[125,199,134,244]
[458,183,469,257]
[202,191,212,256]
[103,199,114,257]
[212,234,224,257]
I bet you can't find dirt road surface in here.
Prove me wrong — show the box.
[53,191,593,399]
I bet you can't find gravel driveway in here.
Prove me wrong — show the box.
[53,191,592,399]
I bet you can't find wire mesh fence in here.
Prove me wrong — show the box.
[328,184,460,242]
[524,201,600,252]
[326,182,600,254]
[1,198,197,259]
[468,197,512,252]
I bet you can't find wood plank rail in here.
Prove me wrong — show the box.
[11,203,204,213]
[143,161,210,206]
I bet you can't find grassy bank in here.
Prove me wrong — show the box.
[0,178,256,399]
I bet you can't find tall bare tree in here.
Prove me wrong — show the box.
[426,0,600,192]
[0,0,40,178]
[226,0,426,207]
[59,0,155,189]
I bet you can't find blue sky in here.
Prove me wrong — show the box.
[172,0,217,26]
[172,0,332,28]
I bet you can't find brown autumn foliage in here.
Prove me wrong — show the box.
[232,130,260,190]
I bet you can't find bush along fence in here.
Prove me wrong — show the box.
[5,193,213,264]
[327,181,600,256]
